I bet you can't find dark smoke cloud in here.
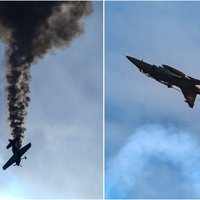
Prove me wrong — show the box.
[0,1,92,148]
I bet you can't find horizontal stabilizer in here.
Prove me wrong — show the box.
[6,143,12,149]
[181,88,197,108]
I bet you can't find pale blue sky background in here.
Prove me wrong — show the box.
[106,1,200,198]
[0,1,103,199]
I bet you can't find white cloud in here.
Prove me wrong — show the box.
[106,124,200,198]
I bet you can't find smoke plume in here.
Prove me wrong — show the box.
[0,1,92,148]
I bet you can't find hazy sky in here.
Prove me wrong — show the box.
[105,1,200,198]
[0,1,103,199]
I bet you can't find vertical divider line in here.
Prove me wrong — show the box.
[103,0,105,199]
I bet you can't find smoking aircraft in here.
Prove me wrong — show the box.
[126,55,200,108]
[3,138,31,170]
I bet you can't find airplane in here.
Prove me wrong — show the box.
[126,55,200,108]
[3,138,31,170]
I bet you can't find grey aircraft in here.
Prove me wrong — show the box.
[3,138,31,170]
[126,55,200,108]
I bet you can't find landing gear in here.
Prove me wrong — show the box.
[168,84,172,88]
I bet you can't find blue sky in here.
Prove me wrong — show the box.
[0,1,103,199]
[105,1,200,198]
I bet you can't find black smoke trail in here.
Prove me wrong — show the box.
[0,1,92,148]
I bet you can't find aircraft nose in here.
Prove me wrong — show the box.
[126,55,133,61]
[126,55,141,66]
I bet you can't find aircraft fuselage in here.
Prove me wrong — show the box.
[149,65,200,93]
[11,143,21,165]
[126,56,200,108]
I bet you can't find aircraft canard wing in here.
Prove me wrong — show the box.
[2,155,16,170]
[181,88,197,108]
[19,143,31,157]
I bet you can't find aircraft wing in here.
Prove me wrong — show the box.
[2,155,17,170]
[181,88,197,108]
[19,143,31,157]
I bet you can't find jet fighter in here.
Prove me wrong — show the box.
[126,55,200,108]
[3,138,31,170]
